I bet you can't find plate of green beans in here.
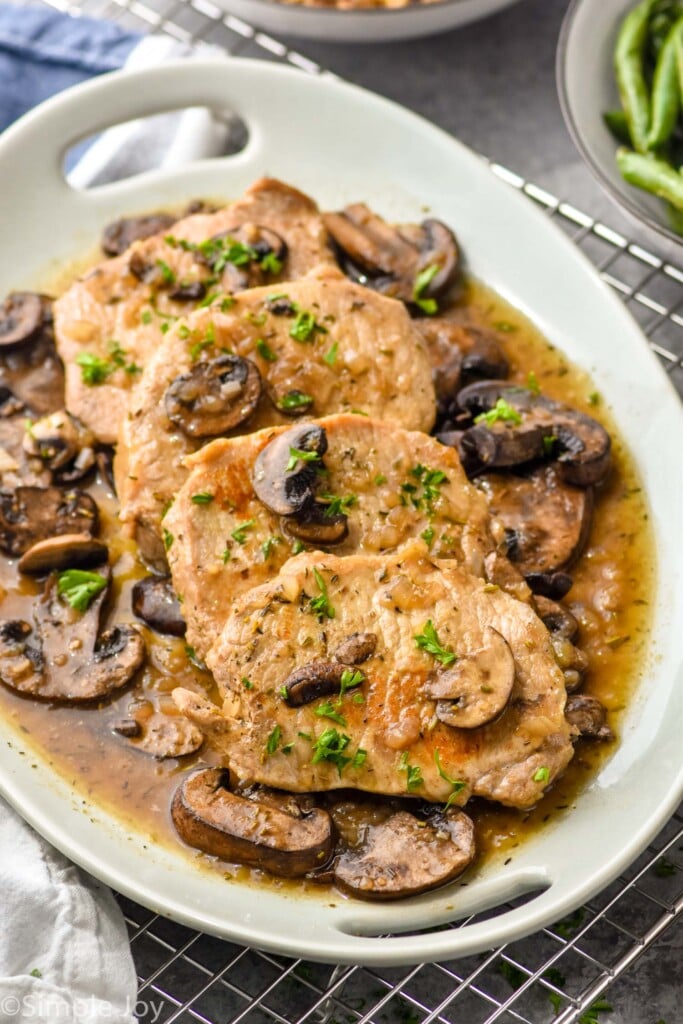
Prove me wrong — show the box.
[558,0,683,243]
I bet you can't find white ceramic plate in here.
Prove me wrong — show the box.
[0,59,681,966]
[215,0,524,44]
[557,0,683,246]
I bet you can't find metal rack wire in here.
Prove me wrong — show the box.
[14,0,683,1018]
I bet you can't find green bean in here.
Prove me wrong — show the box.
[647,18,683,148]
[604,110,633,145]
[650,0,683,59]
[615,0,656,152]
[617,146,683,209]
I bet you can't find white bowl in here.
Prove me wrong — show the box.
[219,0,525,43]
[557,0,683,246]
[0,59,681,966]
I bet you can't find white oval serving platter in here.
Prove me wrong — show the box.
[0,59,680,966]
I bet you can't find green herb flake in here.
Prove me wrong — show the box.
[374,474,387,486]
[178,323,191,340]
[310,727,352,776]
[308,568,335,621]
[29,968,42,979]
[292,539,306,555]
[578,999,613,1024]
[163,529,174,551]
[588,391,601,406]
[260,251,283,275]
[498,960,526,991]
[277,391,314,412]
[76,352,111,386]
[255,338,278,362]
[533,766,550,783]
[156,259,176,284]
[542,434,557,456]
[289,310,326,343]
[278,685,289,700]
[242,677,254,690]
[412,263,440,315]
[352,749,367,770]
[319,492,357,517]
[339,668,364,700]
[434,749,466,807]
[398,751,423,792]
[140,309,153,325]
[57,570,107,612]
[474,398,522,427]
[189,338,211,361]
[191,491,214,505]
[414,619,456,666]
[527,371,540,394]
[231,519,255,545]
[421,525,435,548]
[286,446,321,472]
[315,701,347,727]
[261,536,280,560]
[323,341,339,366]
[265,725,282,756]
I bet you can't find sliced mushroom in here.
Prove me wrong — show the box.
[0,294,63,417]
[417,320,509,405]
[132,576,186,637]
[565,694,613,741]
[283,660,362,707]
[252,423,327,517]
[333,632,377,665]
[325,205,459,306]
[425,627,515,729]
[281,503,348,546]
[172,768,334,877]
[18,533,108,575]
[170,280,207,302]
[550,633,589,692]
[112,717,141,738]
[273,389,314,417]
[101,213,176,257]
[0,486,99,556]
[23,410,96,483]
[455,382,611,486]
[333,808,475,900]
[165,355,262,438]
[533,595,579,641]
[478,465,593,581]
[0,568,144,702]
[0,292,45,348]
[194,224,287,289]
[525,571,574,600]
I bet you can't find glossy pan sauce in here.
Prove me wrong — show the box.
[0,272,654,897]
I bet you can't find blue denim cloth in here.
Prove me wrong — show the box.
[0,4,140,134]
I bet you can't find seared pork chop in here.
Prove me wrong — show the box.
[116,271,436,568]
[165,414,494,659]
[54,178,335,444]
[174,542,573,808]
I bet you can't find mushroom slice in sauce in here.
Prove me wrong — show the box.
[417,320,509,405]
[478,465,593,579]
[193,224,287,289]
[132,576,186,637]
[101,213,176,257]
[252,423,327,517]
[281,502,348,546]
[524,570,574,601]
[23,411,96,484]
[533,595,579,640]
[165,355,262,438]
[333,808,475,900]
[18,533,108,575]
[171,768,334,878]
[425,627,515,729]
[0,486,99,557]
[454,382,611,486]
[0,294,64,417]
[0,292,45,348]
[333,632,377,665]
[324,204,459,306]
[132,710,203,758]
[283,660,362,707]
[565,694,614,741]
[0,568,144,702]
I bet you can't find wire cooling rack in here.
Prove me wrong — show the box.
[13,0,683,1018]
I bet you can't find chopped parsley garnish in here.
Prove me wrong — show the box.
[308,568,335,621]
[311,728,352,776]
[286,446,321,472]
[474,398,522,427]
[414,619,456,666]
[339,668,364,699]
[76,352,111,386]
[189,338,212,361]
[163,529,174,551]
[260,251,283,275]
[314,702,347,727]
[374,473,387,486]
[178,323,191,340]
[588,391,601,406]
[230,519,255,545]
[191,492,214,505]
[412,263,440,315]
[244,310,267,326]
[498,960,526,990]
[289,310,327,343]
[255,338,277,362]
[196,235,259,272]
[421,525,435,548]
[292,539,306,555]
[319,492,357,517]
[398,752,424,792]
[277,391,313,412]
[221,547,231,564]
[323,341,338,366]
[527,371,540,394]
[57,570,107,612]
[265,725,282,756]
[400,464,449,515]
[434,749,466,808]
[156,259,176,284]
[577,1000,613,1024]
[533,766,550,783]
[542,434,557,456]
[261,535,280,559]
[29,969,42,979]
[140,309,153,325]
[277,685,289,699]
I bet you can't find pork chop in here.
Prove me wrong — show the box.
[174,542,573,808]
[115,271,436,569]
[166,414,494,659]
[54,178,335,444]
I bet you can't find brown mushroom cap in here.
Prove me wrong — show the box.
[417,320,509,406]
[165,355,262,439]
[132,576,186,637]
[0,294,63,418]
[283,660,363,707]
[281,503,349,546]
[0,486,99,557]
[533,595,579,641]
[17,533,108,575]
[0,568,144,703]
[101,213,176,257]
[252,423,327,517]
[0,293,45,349]
[23,410,96,484]
[425,627,515,729]
[455,381,611,487]
[333,632,377,665]
[565,694,614,741]
[333,808,475,900]
[171,768,334,878]
[324,204,459,306]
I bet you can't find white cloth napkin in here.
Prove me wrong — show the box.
[1,34,231,1024]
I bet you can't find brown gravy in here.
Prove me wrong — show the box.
[0,272,655,897]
